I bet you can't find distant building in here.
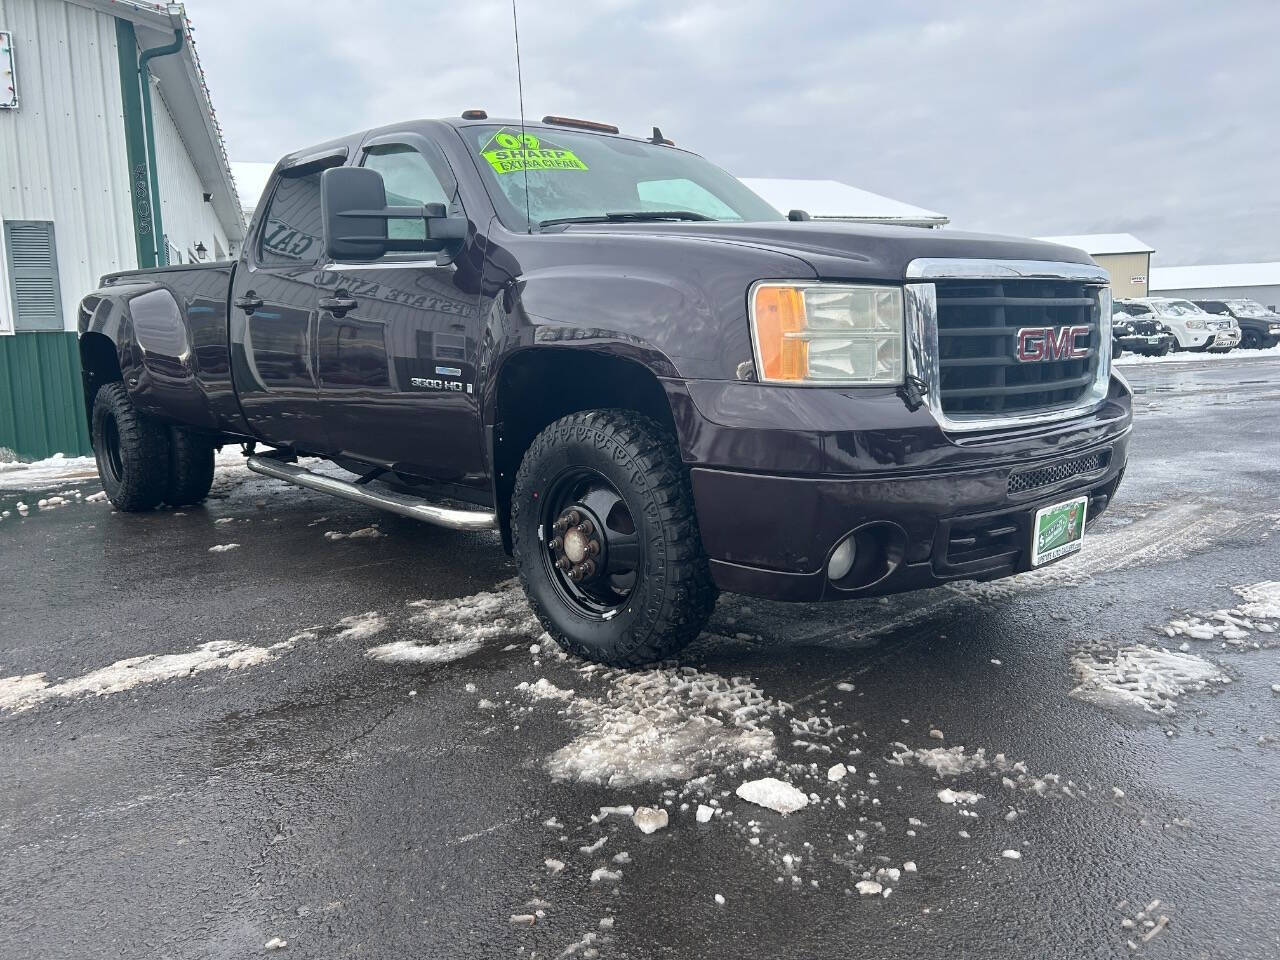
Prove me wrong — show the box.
[739,178,949,228]
[1036,234,1154,300]
[1150,262,1280,311]
[0,0,242,459]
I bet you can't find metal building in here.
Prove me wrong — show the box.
[738,178,949,228]
[1035,234,1154,300]
[0,0,242,459]
[1150,262,1280,312]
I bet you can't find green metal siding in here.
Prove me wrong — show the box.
[0,332,92,459]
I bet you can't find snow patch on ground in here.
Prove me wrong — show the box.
[892,744,989,776]
[542,666,782,787]
[208,543,240,553]
[332,611,388,642]
[406,580,541,646]
[1234,581,1280,621]
[1070,645,1228,715]
[365,638,483,665]
[0,453,98,490]
[1115,345,1280,366]
[0,638,292,713]
[324,526,383,540]
[518,678,575,701]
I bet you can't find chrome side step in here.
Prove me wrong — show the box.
[245,456,497,532]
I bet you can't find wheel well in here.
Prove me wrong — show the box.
[492,349,679,552]
[79,333,123,425]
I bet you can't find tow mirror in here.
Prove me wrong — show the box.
[321,167,467,262]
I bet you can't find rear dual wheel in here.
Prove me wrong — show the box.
[511,409,717,666]
[92,382,215,511]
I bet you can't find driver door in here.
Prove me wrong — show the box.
[316,134,488,497]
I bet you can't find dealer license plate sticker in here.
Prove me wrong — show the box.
[1031,495,1088,566]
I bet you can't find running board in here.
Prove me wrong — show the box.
[245,456,497,532]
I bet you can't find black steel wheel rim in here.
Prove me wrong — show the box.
[539,466,641,619]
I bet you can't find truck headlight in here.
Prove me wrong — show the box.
[750,282,904,385]
[1186,318,1205,329]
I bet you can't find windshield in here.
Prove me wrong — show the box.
[461,124,784,230]
[1117,303,1151,316]
[1158,300,1205,317]
[1226,299,1269,318]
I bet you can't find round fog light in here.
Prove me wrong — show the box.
[827,537,857,582]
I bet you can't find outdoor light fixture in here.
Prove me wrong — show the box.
[194,242,207,259]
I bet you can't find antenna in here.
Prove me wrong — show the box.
[511,0,532,232]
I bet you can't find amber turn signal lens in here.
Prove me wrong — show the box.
[753,286,808,381]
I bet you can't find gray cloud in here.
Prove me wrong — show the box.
[187,0,1279,265]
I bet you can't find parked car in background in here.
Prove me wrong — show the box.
[1111,303,1175,357]
[1118,298,1239,352]
[1193,299,1280,350]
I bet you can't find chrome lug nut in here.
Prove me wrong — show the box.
[585,540,600,557]
[556,556,572,572]
[548,537,563,551]
[578,559,596,578]
[577,519,594,536]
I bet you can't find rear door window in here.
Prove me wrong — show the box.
[258,170,324,266]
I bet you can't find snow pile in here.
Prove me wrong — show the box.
[365,638,483,665]
[542,666,781,787]
[1115,344,1280,367]
[1070,645,1228,715]
[208,543,240,553]
[407,580,541,646]
[735,777,809,814]
[0,638,290,713]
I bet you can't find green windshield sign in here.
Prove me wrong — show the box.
[482,131,588,175]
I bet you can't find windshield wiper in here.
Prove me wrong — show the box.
[538,210,715,229]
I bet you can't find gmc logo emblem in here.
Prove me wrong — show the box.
[1015,325,1091,362]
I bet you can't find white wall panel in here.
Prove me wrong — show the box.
[152,83,230,264]
[0,0,135,333]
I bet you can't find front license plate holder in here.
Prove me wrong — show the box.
[1031,495,1088,566]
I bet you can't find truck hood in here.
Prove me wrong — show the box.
[554,220,1097,281]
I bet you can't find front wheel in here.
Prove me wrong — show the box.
[511,410,717,666]
[1241,329,1261,350]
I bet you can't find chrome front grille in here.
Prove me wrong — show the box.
[903,259,1113,432]
[935,279,1100,417]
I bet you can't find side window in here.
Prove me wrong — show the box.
[362,145,451,244]
[258,169,324,266]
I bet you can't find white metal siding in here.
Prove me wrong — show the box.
[0,0,135,333]
[151,84,230,263]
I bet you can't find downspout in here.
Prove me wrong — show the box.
[137,24,186,266]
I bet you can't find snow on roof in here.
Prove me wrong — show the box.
[738,178,948,225]
[231,161,276,214]
[1150,262,1280,292]
[1034,233,1154,256]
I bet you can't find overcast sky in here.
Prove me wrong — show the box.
[187,0,1278,266]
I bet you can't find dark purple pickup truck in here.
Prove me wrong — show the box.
[77,112,1131,665]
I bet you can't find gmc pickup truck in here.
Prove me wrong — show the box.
[78,113,1131,666]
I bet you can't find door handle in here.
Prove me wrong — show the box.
[318,294,358,316]
[234,293,263,314]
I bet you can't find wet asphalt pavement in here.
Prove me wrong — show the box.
[2,357,1279,960]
